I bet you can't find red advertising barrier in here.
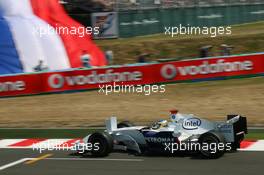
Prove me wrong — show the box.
[1,53,264,97]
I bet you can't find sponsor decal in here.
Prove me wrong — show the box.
[161,64,177,80]
[218,124,233,133]
[48,70,143,89]
[182,118,202,130]
[0,81,25,92]
[145,137,175,143]
[48,74,65,89]
[171,114,176,120]
[161,59,253,79]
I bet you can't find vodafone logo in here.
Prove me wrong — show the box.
[48,69,143,89]
[161,64,177,80]
[161,59,253,80]
[48,74,65,89]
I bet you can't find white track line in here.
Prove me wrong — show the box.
[0,158,32,171]
[0,157,143,171]
[45,158,144,162]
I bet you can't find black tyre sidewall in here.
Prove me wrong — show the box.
[88,132,113,157]
[199,133,225,159]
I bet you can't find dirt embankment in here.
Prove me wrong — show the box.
[0,77,263,128]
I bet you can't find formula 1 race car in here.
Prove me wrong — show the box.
[74,110,247,159]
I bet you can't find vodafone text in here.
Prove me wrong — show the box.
[48,70,143,89]
[161,59,253,79]
[0,81,25,92]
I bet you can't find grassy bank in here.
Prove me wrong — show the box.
[96,21,264,64]
[1,77,263,128]
[1,22,263,129]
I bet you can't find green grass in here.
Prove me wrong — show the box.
[95,21,264,65]
[0,129,263,140]
[246,130,264,140]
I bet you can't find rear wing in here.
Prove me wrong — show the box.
[227,115,247,149]
[227,115,248,134]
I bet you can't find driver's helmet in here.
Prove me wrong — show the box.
[152,119,168,130]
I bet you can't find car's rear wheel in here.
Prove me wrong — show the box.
[117,121,134,128]
[88,132,113,157]
[199,132,225,159]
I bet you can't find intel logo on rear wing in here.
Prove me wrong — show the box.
[182,118,202,130]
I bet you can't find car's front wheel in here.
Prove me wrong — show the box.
[88,132,113,157]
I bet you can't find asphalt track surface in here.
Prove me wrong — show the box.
[0,149,263,175]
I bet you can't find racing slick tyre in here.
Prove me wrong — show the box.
[117,121,134,128]
[198,132,225,159]
[88,132,113,157]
